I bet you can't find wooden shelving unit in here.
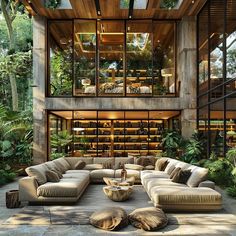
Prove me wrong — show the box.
[72,118,164,157]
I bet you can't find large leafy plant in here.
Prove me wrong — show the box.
[161,130,184,158]
[180,131,206,164]
[50,130,72,159]
[45,0,61,9]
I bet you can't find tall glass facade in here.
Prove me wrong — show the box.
[197,0,236,157]
[47,20,176,97]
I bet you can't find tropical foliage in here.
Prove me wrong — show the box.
[0,3,33,185]
[50,130,72,159]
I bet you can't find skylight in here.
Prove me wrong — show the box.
[120,0,148,9]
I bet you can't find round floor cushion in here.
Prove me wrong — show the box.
[90,207,128,231]
[128,207,168,231]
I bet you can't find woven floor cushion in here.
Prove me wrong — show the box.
[90,207,128,231]
[128,207,168,231]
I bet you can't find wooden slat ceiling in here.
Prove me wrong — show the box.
[51,110,181,120]
[23,0,207,19]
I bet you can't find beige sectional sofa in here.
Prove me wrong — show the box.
[141,157,222,211]
[19,156,222,212]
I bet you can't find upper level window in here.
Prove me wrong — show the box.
[47,20,176,97]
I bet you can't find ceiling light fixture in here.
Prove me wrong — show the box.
[128,0,134,19]
[94,0,101,16]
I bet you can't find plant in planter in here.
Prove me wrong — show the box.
[50,130,72,159]
[44,0,61,9]
[226,147,236,198]
[78,136,89,156]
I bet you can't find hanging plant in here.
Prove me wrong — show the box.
[160,0,179,9]
[45,0,61,9]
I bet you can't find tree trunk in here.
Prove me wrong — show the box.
[1,0,19,111]
[9,74,18,111]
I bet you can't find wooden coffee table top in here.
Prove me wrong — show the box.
[103,177,135,186]
[103,186,133,202]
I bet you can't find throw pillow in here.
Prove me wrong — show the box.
[102,162,113,169]
[45,170,60,182]
[124,164,143,171]
[128,207,168,231]
[74,160,86,170]
[172,169,192,184]
[155,159,168,171]
[90,207,128,231]
[52,168,63,178]
[144,165,155,170]
[169,167,181,179]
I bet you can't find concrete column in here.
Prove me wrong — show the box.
[177,16,197,138]
[32,16,47,164]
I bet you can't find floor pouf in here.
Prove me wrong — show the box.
[90,207,128,231]
[128,207,168,231]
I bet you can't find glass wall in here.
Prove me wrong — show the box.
[197,0,236,157]
[126,21,152,96]
[98,21,125,96]
[153,22,175,95]
[74,20,96,96]
[48,20,176,97]
[48,110,180,159]
[48,21,73,96]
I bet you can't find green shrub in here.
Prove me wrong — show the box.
[227,186,236,198]
[202,159,233,187]
[0,165,16,186]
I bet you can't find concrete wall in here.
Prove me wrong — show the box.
[32,16,197,163]
[32,16,47,164]
[177,16,197,138]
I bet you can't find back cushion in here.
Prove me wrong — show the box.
[93,158,114,169]
[187,167,208,187]
[53,159,68,173]
[25,164,48,185]
[114,157,134,169]
[64,157,93,169]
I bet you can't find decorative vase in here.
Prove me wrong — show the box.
[121,165,127,181]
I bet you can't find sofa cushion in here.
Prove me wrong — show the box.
[90,169,115,179]
[169,167,181,179]
[128,207,168,231]
[37,177,89,197]
[125,164,143,171]
[164,161,177,175]
[63,170,90,179]
[45,170,60,182]
[93,157,113,168]
[45,161,63,178]
[136,157,156,166]
[155,158,168,171]
[90,207,128,231]
[146,179,186,194]
[60,158,71,170]
[25,164,48,185]
[64,157,93,169]
[74,160,86,170]
[115,169,140,180]
[114,157,134,170]
[187,167,208,187]
[141,170,170,181]
[144,165,155,170]
[172,169,192,184]
[150,186,222,207]
[53,159,67,173]
[84,164,103,170]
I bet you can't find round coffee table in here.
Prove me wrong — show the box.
[103,177,135,186]
[103,186,133,202]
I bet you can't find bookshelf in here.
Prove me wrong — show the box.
[72,118,164,157]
